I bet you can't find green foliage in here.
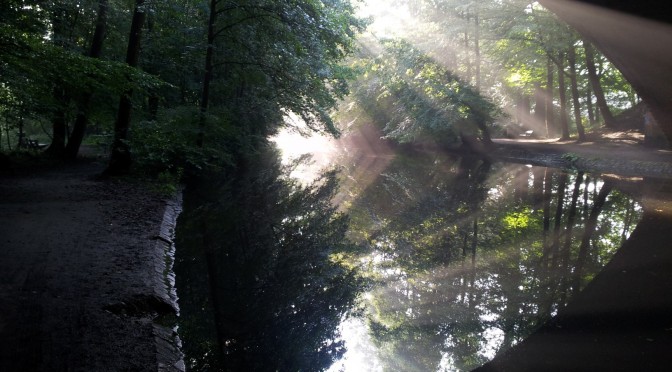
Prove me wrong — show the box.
[352,39,498,145]
[200,0,367,140]
[502,208,532,231]
[129,107,234,177]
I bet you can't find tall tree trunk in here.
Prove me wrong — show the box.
[474,13,481,90]
[568,44,587,141]
[105,0,146,176]
[65,0,108,160]
[557,53,571,140]
[545,57,555,137]
[584,41,615,128]
[46,88,68,157]
[197,0,218,148]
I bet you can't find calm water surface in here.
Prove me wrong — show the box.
[175,132,668,371]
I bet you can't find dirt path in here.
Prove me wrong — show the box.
[0,158,183,371]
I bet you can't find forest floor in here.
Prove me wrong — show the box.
[0,132,670,371]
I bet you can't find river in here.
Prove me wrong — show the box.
[173,127,671,371]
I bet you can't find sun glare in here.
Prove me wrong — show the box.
[358,0,413,38]
[270,122,338,183]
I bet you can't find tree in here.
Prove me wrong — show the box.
[64,0,109,160]
[568,43,587,141]
[557,52,570,140]
[105,0,147,176]
[352,40,497,147]
[194,0,366,149]
[584,41,616,129]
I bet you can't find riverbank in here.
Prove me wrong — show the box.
[0,156,183,371]
[489,136,672,179]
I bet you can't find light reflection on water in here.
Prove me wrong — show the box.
[270,128,646,371]
[176,126,660,371]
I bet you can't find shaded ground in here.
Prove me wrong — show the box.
[0,154,183,371]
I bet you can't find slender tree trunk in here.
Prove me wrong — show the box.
[474,13,481,90]
[586,90,596,127]
[105,0,146,176]
[464,12,471,84]
[461,230,468,303]
[583,176,590,217]
[65,0,108,160]
[47,88,68,157]
[557,53,571,140]
[468,216,478,308]
[541,169,553,270]
[584,41,615,128]
[568,44,586,141]
[534,83,547,136]
[546,57,555,137]
[621,199,634,245]
[197,0,218,148]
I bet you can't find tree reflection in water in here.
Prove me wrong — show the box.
[175,140,650,372]
[175,146,367,371]
[340,149,644,371]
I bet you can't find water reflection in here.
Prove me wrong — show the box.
[174,132,662,371]
[175,146,367,371]
[334,143,644,371]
